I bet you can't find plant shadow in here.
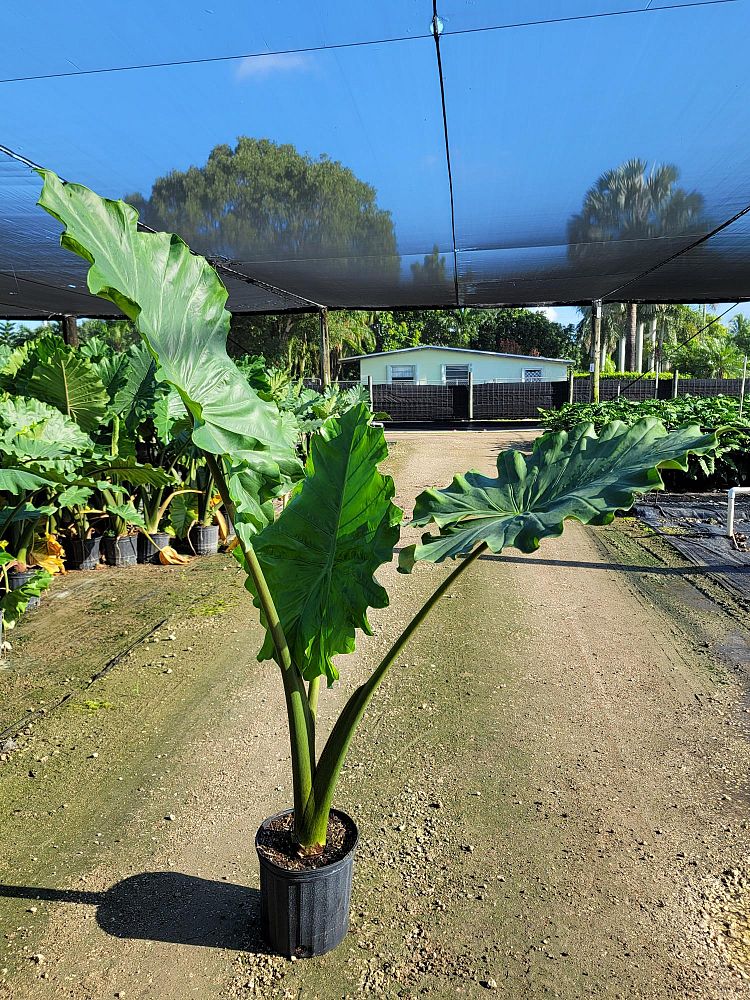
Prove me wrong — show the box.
[0,872,267,952]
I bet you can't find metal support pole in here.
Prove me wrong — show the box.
[468,371,474,421]
[567,367,574,404]
[367,375,374,408]
[740,355,748,419]
[591,299,602,404]
[672,369,679,398]
[319,308,331,388]
[635,321,644,373]
[61,314,79,348]
[654,361,660,398]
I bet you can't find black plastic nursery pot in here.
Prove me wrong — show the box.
[190,524,219,556]
[137,531,170,564]
[6,568,42,610]
[102,535,138,568]
[64,534,101,571]
[255,809,358,958]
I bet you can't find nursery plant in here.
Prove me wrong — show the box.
[540,394,749,488]
[37,170,718,956]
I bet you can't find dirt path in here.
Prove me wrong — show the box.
[1,430,750,999]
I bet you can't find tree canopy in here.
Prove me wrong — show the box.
[126,137,398,270]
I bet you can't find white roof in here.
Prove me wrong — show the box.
[343,345,573,364]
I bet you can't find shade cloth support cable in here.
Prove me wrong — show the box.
[431,4,460,308]
[0,1,736,85]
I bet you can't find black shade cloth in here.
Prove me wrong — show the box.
[2,0,749,318]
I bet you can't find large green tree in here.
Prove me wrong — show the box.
[127,137,398,272]
[568,160,708,370]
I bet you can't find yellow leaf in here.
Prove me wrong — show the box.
[158,546,191,566]
[215,509,229,541]
[30,534,67,575]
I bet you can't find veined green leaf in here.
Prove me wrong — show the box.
[0,396,94,458]
[112,343,158,421]
[246,404,402,684]
[0,467,54,494]
[167,493,198,539]
[83,457,173,488]
[1,569,53,629]
[16,335,108,433]
[37,170,299,480]
[399,418,718,570]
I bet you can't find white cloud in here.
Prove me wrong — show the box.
[235,52,311,81]
[530,306,558,322]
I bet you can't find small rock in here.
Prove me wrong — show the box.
[163,668,173,675]
[89,752,99,759]
[30,954,45,964]
[480,979,498,990]
[165,813,176,821]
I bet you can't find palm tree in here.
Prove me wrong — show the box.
[568,160,707,370]
[577,302,626,369]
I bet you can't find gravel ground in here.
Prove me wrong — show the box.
[0,429,749,999]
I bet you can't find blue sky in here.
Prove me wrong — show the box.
[544,303,750,329]
[3,1,750,307]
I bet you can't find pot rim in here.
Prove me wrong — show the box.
[255,807,358,881]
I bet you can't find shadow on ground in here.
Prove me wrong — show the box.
[0,873,265,951]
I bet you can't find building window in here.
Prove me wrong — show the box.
[523,368,543,383]
[389,364,416,383]
[444,364,470,385]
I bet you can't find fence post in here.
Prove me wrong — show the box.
[319,308,331,388]
[61,314,79,347]
[740,356,748,418]
[468,371,474,421]
[591,299,602,403]
[567,368,574,404]
[367,374,374,408]
[672,369,679,398]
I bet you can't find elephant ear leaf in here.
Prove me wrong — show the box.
[244,404,402,684]
[16,334,108,433]
[37,170,299,478]
[399,418,718,571]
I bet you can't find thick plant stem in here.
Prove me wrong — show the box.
[297,542,489,848]
[308,675,321,757]
[203,453,315,833]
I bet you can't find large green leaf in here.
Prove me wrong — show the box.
[167,493,198,539]
[245,404,402,684]
[1,568,53,629]
[82,456,173,489]
[17,335,108,432]
[0,396,94,459]
[112,343,158,421]
[37,170,299,480]
[399,418,718,570]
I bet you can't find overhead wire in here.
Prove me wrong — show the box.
[430,4,460,308]
[0,1,736,85]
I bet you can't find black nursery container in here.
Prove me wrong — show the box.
[255,809,358,958]
[65,535,101,571]
[137,531,170,564]
[190,524,219,556]
[6,568,41,610]
[102,535,138,567]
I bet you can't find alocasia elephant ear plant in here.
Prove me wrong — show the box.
[37,170,718,856]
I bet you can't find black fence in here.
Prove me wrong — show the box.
[306,376,746,421]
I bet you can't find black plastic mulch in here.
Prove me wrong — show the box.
[635,493,750,604]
